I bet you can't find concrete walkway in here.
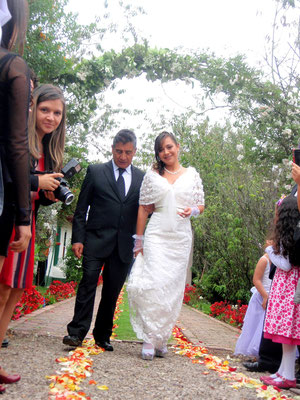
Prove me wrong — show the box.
[8,286,239,353]
[8,285,102,339]
[6,287,300,400]
[177,304,239,352]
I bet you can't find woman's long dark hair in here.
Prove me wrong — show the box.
[152,131,178,175]
[273,195,300,266]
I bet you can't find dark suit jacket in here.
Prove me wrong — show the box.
[72,160,144,263]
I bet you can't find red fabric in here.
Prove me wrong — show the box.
[264,332,300,345]
[0,156,44,289]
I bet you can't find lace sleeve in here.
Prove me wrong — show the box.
[193,169,205,206]
[2,54,31,225]
[139,171,155,205]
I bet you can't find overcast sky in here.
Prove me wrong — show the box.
[70,0,279,63]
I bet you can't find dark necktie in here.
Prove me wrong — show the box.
[117,168,126,199]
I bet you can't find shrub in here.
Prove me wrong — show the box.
[62,245,83,283]
[12,286,45,320]
[45,280,77,303]
[210,300,248,328]
[183,284,211,314]
[12,281,78,320]
[177,122,286,304]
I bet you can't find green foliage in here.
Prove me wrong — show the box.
[25,0,101,128]
[26,0,97,82]
[35,204,60,262]
[61,245,83,283]
[171,117,291,303]
[114,288,138,341]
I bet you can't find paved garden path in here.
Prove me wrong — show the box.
[4,286,299,400]
[8,286,239,352]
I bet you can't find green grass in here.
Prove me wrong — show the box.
[190,301,211,315]
[36,286,48,296]
[113,288,140,341]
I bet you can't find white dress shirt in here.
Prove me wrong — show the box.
[112,160,132,196]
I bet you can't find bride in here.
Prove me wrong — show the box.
[127,131,205,360]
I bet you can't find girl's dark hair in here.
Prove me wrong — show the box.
[273,195,300,266]
[152,131,178,175]
[1,0,28,55]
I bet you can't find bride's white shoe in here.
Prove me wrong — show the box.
[155,346,168,358]
[141,342,155,360]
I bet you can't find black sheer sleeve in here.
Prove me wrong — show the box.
[30,174,39,192]
[0,51,31,225]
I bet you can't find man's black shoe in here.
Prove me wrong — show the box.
[63,335,82,347]
[1,338,9,348]
[95,341,113,351]
[243,361,277,373]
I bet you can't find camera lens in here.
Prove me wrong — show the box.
[64,193,74,205]
[54,179,74,205]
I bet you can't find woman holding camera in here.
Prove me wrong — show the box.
[0,84,66,385]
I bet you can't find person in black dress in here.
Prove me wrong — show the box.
[0,0,31,392]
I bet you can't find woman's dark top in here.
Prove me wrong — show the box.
[30,133,56,192]
[30,151,55,220]
[0,48,31,226]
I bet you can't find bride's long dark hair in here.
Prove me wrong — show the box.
[152,131,178,175]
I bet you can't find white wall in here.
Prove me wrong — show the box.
[46,221,72,280]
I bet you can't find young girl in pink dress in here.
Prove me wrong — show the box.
[260,195,300,389]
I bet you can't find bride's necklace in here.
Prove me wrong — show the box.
[164,165,182,175]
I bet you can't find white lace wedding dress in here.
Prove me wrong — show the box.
[127,166,205,348]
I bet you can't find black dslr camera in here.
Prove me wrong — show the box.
[54,159,81,205]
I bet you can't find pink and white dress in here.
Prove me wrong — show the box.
[264,248,300,345]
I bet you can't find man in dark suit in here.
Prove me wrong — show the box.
[63,129,144,351]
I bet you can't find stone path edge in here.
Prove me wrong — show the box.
[183,304,241,333]
[8,296,75,331]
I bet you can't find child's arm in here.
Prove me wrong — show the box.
[265,245,292,271]
[253,255,269,310]
[292,162,300,212]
